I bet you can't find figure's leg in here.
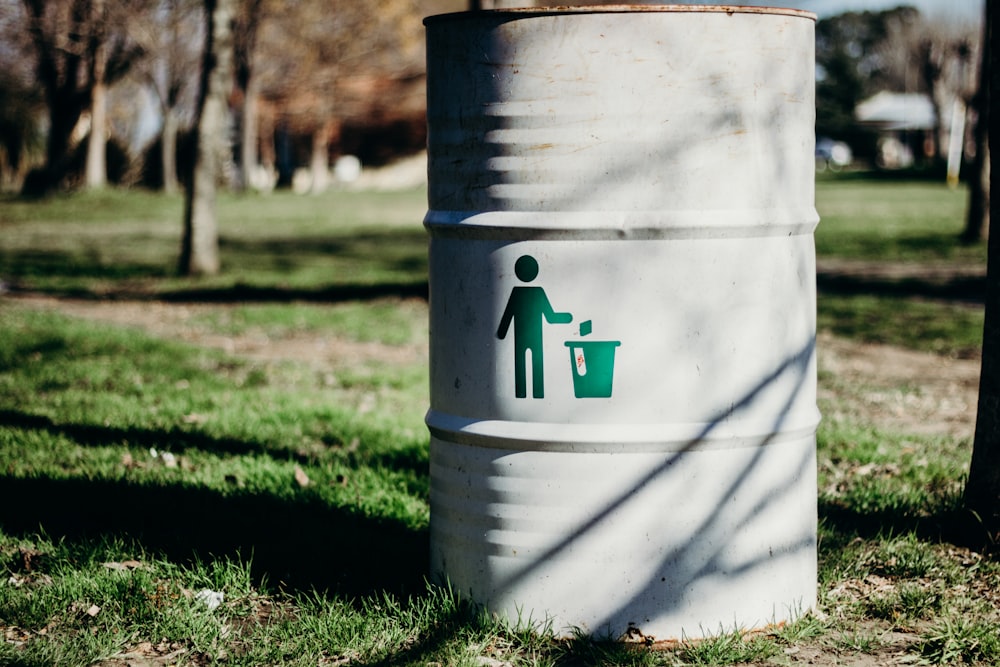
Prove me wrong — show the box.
[514,346,527,398]
[531,345,544,398]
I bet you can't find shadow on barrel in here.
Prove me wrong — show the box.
[425,6,819,640]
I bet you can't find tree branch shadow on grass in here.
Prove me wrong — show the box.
[1,229,430,303]
[157,281,428,303]
[4,277,429,304]
[0,409,428,481]
[816,269,986,304]
[0,475,429,598]
[818,498,999,554]
[0,411,430,599]
[0,410,527,665]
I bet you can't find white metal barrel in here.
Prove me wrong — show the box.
[424,6,818,640]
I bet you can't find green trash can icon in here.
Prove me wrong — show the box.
[565,339,621,398]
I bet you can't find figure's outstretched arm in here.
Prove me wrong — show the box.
[543,296,572,325]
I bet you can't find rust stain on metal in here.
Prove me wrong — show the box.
[645,619,790,649]
[622,623,655,646]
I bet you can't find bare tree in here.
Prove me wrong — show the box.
[85,0,150,189]
[134,0,203,194]
[232,0,266,191]
[179,0,234,275]
[20,0,96,193]
[964,0,998,545]
[863,8,980,165]
[0,71,42,190]
[19,0,145,194]
[256,0,422,193]
[0,2,43,189]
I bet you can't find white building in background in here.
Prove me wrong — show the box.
[855,89,973,186]
[855,91,937,169]
[856,91,936,131]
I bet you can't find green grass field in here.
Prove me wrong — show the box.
[0,178,996,665]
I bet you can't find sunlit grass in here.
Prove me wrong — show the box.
[815,178,985,264]
[0,187,429,295]
[818,294,983,359]
[1,178,997,665]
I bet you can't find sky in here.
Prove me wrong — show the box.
[718,0,984,22]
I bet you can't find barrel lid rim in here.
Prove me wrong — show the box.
[424,5,817,24]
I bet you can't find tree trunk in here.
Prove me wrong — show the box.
[21,0,87,195]
[162,108,180,195]
[964,0,999,544]
[963,0,991,244]
[85,0,107,190]
[309,122,331,195]
[256,106,276,190]
[43,109,77,187]
[180,0,234,276]
[85,80,107,189]
[240,75,259,192]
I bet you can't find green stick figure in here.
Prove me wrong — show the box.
[497,255,572,398]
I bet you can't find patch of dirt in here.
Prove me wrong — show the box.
[11,295,427,369]
[818,331,980,438]
[10,294,979,439]
[817,258,986,284]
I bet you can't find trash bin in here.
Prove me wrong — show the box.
[566,340,620,399]
[425,6,819,640]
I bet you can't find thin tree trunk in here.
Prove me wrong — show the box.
[33,106,81,194]
[85,0,107,190]
[963,0,991,244]
[256,106,275,190]
[309,122,331,195]
[85,80,107,188]
[162,108,180,195]
[240,75,259,192]
[966,218,1000,544]
[180,0,233,276]
[964,0,999,544]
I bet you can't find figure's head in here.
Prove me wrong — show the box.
[514,255,539,282]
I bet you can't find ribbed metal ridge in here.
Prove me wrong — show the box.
[426,408,821,453]
[425,6,818,24]
[424,209,820,240]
